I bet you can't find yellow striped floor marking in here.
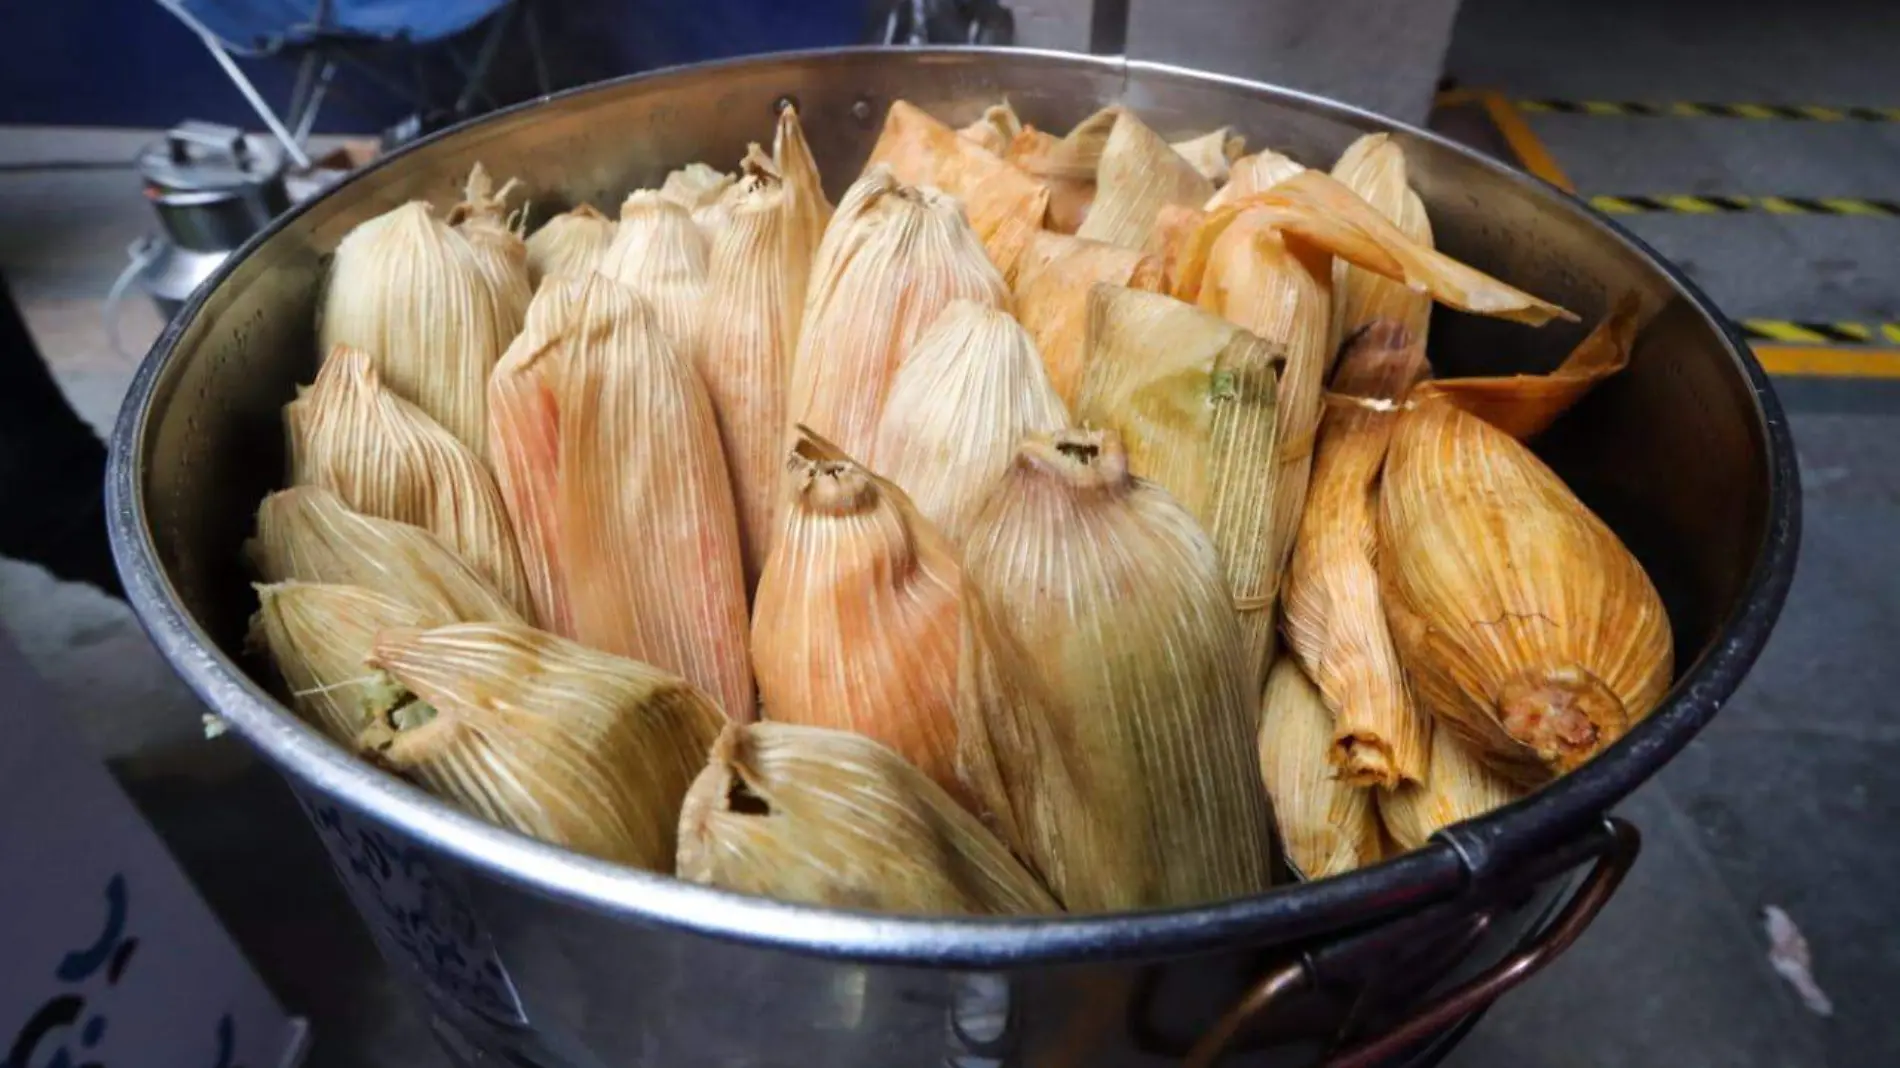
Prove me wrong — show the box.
[1754,346,1900,379]
[1478,91,1575,192]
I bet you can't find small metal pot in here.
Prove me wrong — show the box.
[106,48,1799,1066]
[131,122,290,316]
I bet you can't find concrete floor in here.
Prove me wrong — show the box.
[3,0,1897,1064]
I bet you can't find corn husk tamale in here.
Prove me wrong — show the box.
[1379,726,1524,851]
[1380,395,1673,784]
[864,100,1051,279]
[659,161,739,238]
[1415,294,1641,441]
[1281,322,1433,787]
[700,108,832,584]
[250,486,521,625]
[1076,109,1213,250]
[446,163,532,326]
[870,302,1069,546]
[1171,127,1247,184]
[362,622,724,869]
[786,166,1010,458]
[1141,203,1207,294]
[524,203,616,287]
[1329,134,1432,352]
[958,101,1023,156]
[957,428,1276,911]
[316,201,515,455]
[1011,231,1166,406]
[250,581,429,745]
[1204,148,1305,211]
[1005,106,1120,234]
[1258,657,1383,878]
[752,430,968,805]
[678,723,1058,914]
[599,191,711,365]
[287,344,532,617]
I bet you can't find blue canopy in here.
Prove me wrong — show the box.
[163,0,509,53]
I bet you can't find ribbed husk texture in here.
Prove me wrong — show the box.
[1076,109,1214,250]
[958,102,1023,156]
[1282,322,1433,787]
[869,300,1070,546]
[1205,148,1306,210]
[364,622,725,869]
[1258,657,1383,878]
[600,191,711,367]
[677,723,1058,915]
[1329,134,1433,353]
[287,344,532,618]
[1011,231,1166,407]
[956,429,1277,911]
[317,200,517,455]
[249,485,521,625]
[699,108,832,584]
[752,433,965,803]
[487,273,754,719]
[1380,396,1673,785]
[1075,285,1286,688]
[250,581,428,745]
[524,203,616,288]
[1005,106,1120,235]
[1171,127,1247,184]
[447,163,532,328]
[1379,726,1523,851]
[786,166,1010,459]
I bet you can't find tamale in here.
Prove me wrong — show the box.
[249,486,521,625]
[870,302,1069,546]
[864,99,1052,278]
[1380,726,1523,852]
[957,428,1276,911]
[1075,286,1285,687]
[1258,658,1383,879]
[363,622,724,870]
[1077,109,1213,250]
[251,581,428,745]
[524,203,616,287]
[958,101,1023,156]
[316,201,514,455]
[1380,395,1673,785]
[1171,127,1248,184]
[1329,134,1432,351]
[1281,321,1432,787]
[488,280,580,634]
[447,162,532,326]
[678,723,1058,915]
[1204,147,1305,211]
[599,191,711,365]
[1011,231,1166,406]
[658,160,737,223]
[1006,106,1120,234]
[700,108,831,584]
[786,166,1010,458]
[1415,294,1641,440]
[287,344,532,618]
[752,430,966,804]
[1141,203,1207,295]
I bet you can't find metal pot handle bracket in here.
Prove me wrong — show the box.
[1182,817,1641,1067]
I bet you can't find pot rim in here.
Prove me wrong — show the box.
[106,45,1801,967]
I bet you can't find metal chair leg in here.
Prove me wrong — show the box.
[192,32,313,168]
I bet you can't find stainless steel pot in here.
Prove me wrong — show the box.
[106,48,1800,1067]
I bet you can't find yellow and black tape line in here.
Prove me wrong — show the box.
[1740,320,1900,346]
[1591,194,1900,217]
[1517,99,1900,121]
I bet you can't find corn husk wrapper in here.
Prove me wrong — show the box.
[251,581,428,745]
[1005,106,1121,234]
[1380,726,1524,851]
[679,723,1057,914]
[787,166,1010,458]
[957,429,1276,911]
[700,111,832,584]
[1259,658,1383,879]
[317,201,515,454]
[524,203,616,287]
[870,302,1069,546]
[865,100,1052,278]
[1077,110,1214,250]
[489,274,754,718]
[1142,204,1207,294]
[600,191,711,366]
[287,345,532,618]
[1171,128,1247,184]
[250,486,521,625]
[1415,294,1641,441]
[753,430,967,805]
[1282,322,1432,787]
[1205,148,1306,211]
[1329,134,1432,352]
[1380,396,1673,785]
[363,622,724,869]
[659,161,738,238]
[1076,286,1286,687]
[1011,232,1166,407]
[447,163,532,326]
[958,101,1023,156]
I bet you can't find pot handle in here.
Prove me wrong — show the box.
[1183,817,1640,1067]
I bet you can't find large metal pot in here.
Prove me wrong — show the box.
[107,48,1799,1066]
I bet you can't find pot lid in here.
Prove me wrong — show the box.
[137,121,286,194]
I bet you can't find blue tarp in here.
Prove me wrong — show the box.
[169,0,510,51]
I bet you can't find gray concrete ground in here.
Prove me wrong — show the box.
[3,0,1897,1063]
